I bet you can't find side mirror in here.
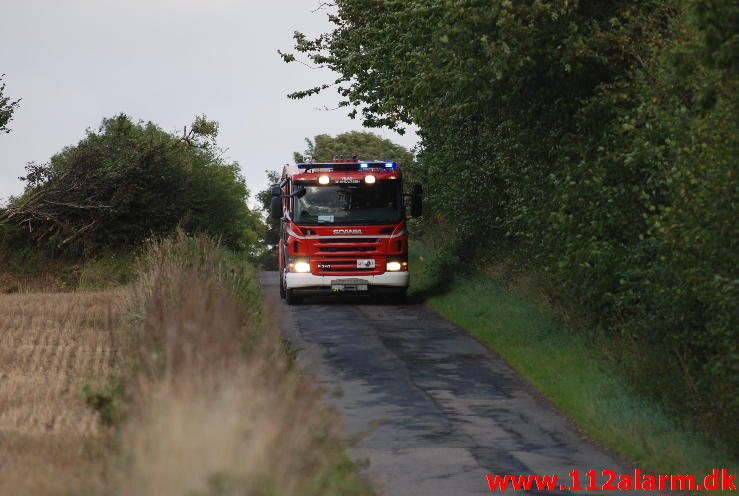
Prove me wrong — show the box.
[270,185,281,196]
[410,184,423,217]
[270,197,282,219]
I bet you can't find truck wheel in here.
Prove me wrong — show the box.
[279,277,286,299]
[285,289,302,305]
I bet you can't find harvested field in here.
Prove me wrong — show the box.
[0,291,122,495]
[0,234,374,496]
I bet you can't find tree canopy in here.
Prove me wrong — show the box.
[293,131,414,165]
[0,74,21,134]
[1,114,263,255]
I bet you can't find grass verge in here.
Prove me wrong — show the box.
[115,232,374,496]
[410,245,737,493]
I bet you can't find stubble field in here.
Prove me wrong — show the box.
[0,235,374,496]
[0,290,122,494]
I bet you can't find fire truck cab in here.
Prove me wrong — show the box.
[270,157,422,305]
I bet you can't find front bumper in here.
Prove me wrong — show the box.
[285,271,409,290]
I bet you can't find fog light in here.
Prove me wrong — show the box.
[318,175,330,185]
[386,261,402,271]
[294,262,311,273]
[364,175,376,184]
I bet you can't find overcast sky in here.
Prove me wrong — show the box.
[0,0,418,206]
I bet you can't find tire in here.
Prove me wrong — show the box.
[285,289,302,305]
[279,276,286,299]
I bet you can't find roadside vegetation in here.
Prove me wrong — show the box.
[1,113,263,258]
[410,240,737,491]
[285,0,738,457]
[115,233,373,496]
[0,233,374,496]
[0,111,373,494]
[0,112,267,290]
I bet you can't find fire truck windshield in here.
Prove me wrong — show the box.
[292,180,402,225]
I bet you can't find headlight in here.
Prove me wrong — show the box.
[386,261,402,271]
[318,175,330,185]
[294,262,311,273]
[364,175,376,184]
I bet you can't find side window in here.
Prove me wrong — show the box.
[286,179,292,219]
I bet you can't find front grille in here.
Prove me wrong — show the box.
[320,266,372,272]
[319,246,375,252]
[318,238,378,244]
[317,237,380,254]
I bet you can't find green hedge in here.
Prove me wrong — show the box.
[1,114,263,256]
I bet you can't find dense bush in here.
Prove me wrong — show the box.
[1,114,263,255]
[285,0,738,445]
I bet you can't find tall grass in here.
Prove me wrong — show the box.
[125,234,258,379]
[116,232,373,496]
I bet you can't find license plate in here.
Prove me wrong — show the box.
[331,278,369,292]
[357,259,375,269]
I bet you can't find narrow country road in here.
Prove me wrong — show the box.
[258,272,641,496]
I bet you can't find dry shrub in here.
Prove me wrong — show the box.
[118,233,372,496]
[121,362,351,496]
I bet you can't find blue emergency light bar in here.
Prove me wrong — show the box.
[297,161,397,170]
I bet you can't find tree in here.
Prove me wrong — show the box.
[255,170,281,269]
[0,74,21,134]
[293,131,414,165]
[1,114,263,254]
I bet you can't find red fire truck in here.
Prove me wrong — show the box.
[270,157,422,305]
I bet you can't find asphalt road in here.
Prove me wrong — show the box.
[258,272,638,496]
